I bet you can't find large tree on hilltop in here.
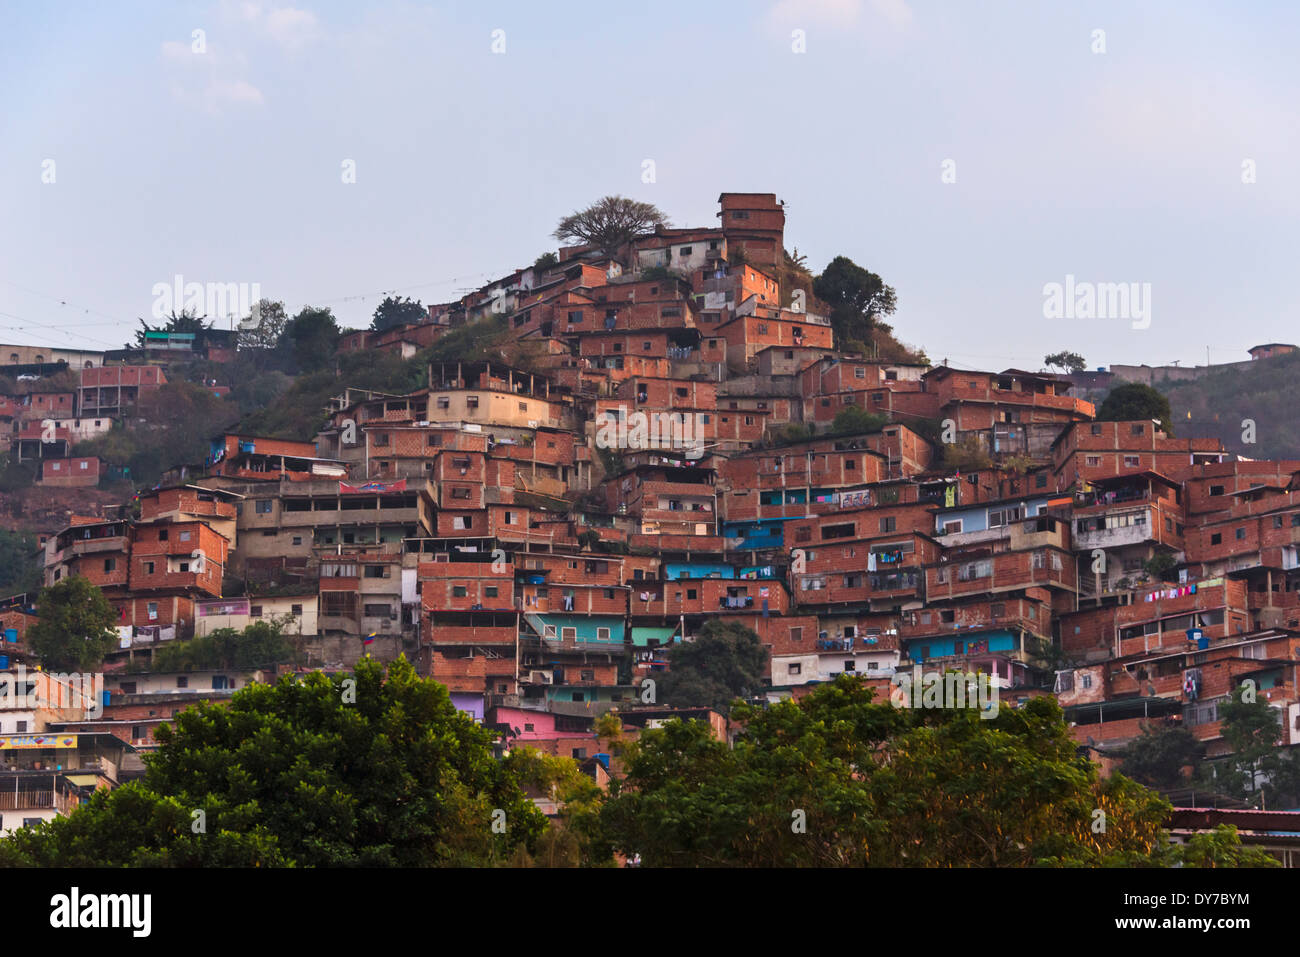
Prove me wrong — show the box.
[813,256,897,349]
[554,196,669,260]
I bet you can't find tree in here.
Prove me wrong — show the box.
[1045,350,1087,374]
[553,196,669,260]
[1212,682,1300,808]
[595,677,1236,867]
[657,620,769,713]
[813,256,897,349]
[1097,382,1174,435]
[0,656,546,867]
[370,295,427,333]
[149,620,297,673]
[26,576,118,671]
[237,298,288,353]
[829,406,887,436]
[1117,721,1203,790]
[533,252,559,272]
[941,434,993,471]
[282,306,340,373]
[0,528,42,596]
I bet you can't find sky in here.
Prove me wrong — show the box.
[3,0,1299,373]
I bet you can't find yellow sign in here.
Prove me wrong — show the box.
[0,734,77,750]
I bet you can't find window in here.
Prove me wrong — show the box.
[789,626,803,642]
[1085,455,1101,467]
[1124,456,1140,468]
[255,499,273,514]
[452,586,468,598]
[1236,527,1246,540]
[364,565,389,578]
[177,677,188,689]
[1273,516,1284,529]
[466,396,479,409]
[436,396,450,409]
[103,558,115,572]
[1091,424,1103,435]
[880,516,896,533]
[561,627,577,641]
[788,663,802,675]
[484,586,499,598]
[1211,533,1222,545]
[596,627,611,640]
[1210,485,1225,496]
[143,561,155,575]
[1131,424,1144,435]
[291,604,303,616]
[158,529,169,541]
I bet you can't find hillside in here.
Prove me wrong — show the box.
[1153,351,1300,462]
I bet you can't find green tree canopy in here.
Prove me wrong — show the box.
[594,676,1276,867]
[829,406,887,436]
[27,575,119,671]
[1045,350,1087,374]
[813,256,898,349]
[370,295,427,333]
[1116,721,1203,790]
[282,306,340,374]
[237,298,288,353]
[657,620,769,713]
[148,620,297,673]
[0,656,545,867]
[1096,382,1174,435]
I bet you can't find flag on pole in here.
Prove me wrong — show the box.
[362,633,376,646]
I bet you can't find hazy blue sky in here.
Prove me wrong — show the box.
[3,0,1298,372]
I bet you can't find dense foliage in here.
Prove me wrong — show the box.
[0,657,546,867]
[26,575,119,671]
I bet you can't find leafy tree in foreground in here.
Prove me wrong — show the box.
[657,620,769,713]
[1097,382,1174,435]
[595,676,1277,867]
[26,575,118,671]
[0,656,546,867]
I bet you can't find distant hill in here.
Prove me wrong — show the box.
[1155,351,1300,462]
